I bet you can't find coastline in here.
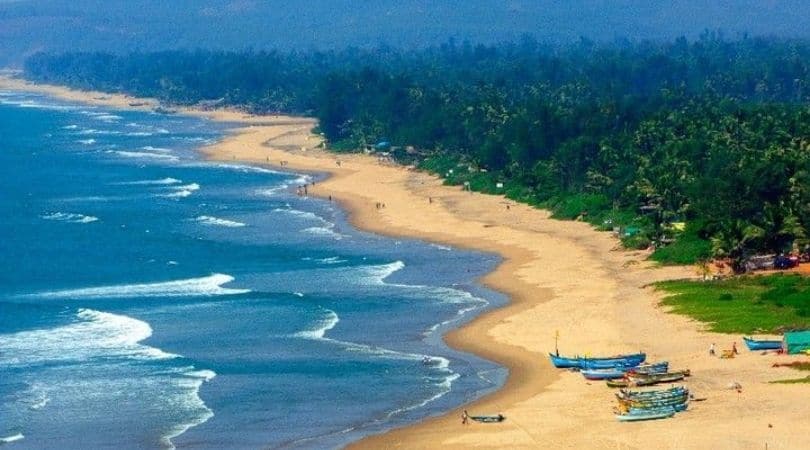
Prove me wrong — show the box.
[4,75,810,449]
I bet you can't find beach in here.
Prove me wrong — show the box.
[3,75,809,449]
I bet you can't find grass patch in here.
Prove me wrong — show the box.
[771,376,810,384]
[651,231,712,265]
[655,274,810,334]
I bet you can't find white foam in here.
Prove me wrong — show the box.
[160,183,200,198]
[201,163,285,175]
[193,216,246,228]
[93,114,123,122]
[141,146,173,153]
[0,434,24,444]
[126,131,154,137]
[25,273,250,300]
[77,128,120,135]
[62,124,79,130]
[114,150,180,162]
[295,309,339,339]
[301,226,344,240]
[0,309,177,367]
[41,212,98,224]
[77,139,96,145]
[115,177,182,186]
[316,256,346,265]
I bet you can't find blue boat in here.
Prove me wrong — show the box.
[615,408,675,422]
[549,352,646,369]
[743,336,782,351]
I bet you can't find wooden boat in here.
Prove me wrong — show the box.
[743,336,782,351]
[607,370,689,388]
[615,408,675,422]
[627,362,669,375]
[470,414,505,423]
[581,368,627,380]
[617,386,687,400]
[620,395,688,408]
[549,352,646,369]
[628,402,688,414]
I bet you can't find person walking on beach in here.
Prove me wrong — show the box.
[732,342,738,355]
[461,409,469,425]
[709,343,716,356]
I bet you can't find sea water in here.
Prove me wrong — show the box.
[0,91,506,449]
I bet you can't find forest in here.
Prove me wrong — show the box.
[23,35,810,269]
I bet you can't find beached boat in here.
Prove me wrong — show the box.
[606,369,688,388]
[617,386,687,398]
[627,361,669,375]
[615,408,675,422]
[581,368,627,380]
[743,336,782,351]
[549,352,646,369]
[470,414,505,423]
[628,402,688,414]
[620,394,688,408]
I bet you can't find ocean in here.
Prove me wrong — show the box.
[0,90,506,449]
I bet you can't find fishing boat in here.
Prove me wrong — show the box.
[581,368,627,380]
[549,352,646,369]
[615,408,675,422]
[617,386,687,400]
[470,414,505,423]
[627,361,669,375]
[620,395,688,408]
[743,336,782,351]
[628,402,688,414]
[606,369,688,388]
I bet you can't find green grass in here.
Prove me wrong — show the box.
[650,231,712,265]
[655,274,810,334]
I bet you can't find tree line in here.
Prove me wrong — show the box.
[23,34,810,269]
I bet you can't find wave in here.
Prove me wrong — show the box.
[77,139,96,145]
[77,128,120,136]
[301,226,344,240]
[193,215,246,228]
[126,131,154,137]
[159,183,200,198]
[93,114,123,122]
[141,146,173,153]
[0,309,177,367]
[316,256,347,265]
[0,434,24,444]
[62,124,79,130]
[0,310,217,448]
[115,177,182,186]
[41,212,98,224]
[24,273,250,300]
[113,150,180,162]
[294,309,340,339]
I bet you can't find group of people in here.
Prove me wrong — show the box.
[708,342,738,356]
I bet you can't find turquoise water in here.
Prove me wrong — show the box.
[0,91,506,449]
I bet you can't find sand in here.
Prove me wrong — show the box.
[3,75,809,450]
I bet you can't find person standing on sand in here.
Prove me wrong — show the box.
[732,342,738,355]
[709,343,716,356]
[462,410,469,425]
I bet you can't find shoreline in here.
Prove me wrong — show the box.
[4,75,810,449]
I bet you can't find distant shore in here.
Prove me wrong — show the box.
[3,75,810,449]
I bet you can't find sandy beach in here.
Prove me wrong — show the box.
[3,75,809,449]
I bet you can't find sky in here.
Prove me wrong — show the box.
[1,0,808,65]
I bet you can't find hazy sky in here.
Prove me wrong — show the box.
[1,0,808,65]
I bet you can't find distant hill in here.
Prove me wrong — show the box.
[2,0,810,66]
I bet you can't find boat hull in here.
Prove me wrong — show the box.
[743,336,782,351]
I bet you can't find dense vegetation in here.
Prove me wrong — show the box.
[656,274,810,334]
[23,35,810,267]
